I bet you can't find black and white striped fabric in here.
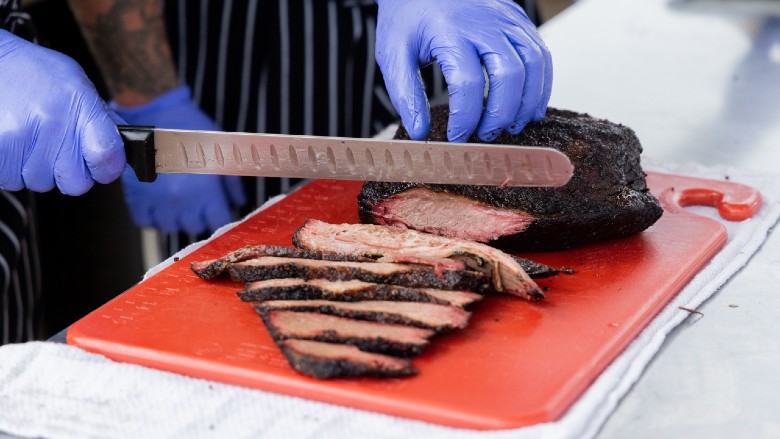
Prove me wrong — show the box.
[1,0,37,43]
[1,0,41,345]
[156,0,539,254]
[161,0,539,204]
[0,191,41,344]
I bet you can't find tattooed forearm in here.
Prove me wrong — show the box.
[68,0,178,106]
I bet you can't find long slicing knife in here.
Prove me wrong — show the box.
[119,126,574,187]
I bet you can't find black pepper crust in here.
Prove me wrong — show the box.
[358,107,663,251]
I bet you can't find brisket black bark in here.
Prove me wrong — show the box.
[228,256,490,292]
[277,339,417,379]
[358,106,663,251]
[238,278,483,308]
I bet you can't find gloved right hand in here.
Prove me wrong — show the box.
[375,0,552,143]
[0,29,125,195]
[113,85,246,235]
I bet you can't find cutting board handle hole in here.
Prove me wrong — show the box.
[672,188,759,222]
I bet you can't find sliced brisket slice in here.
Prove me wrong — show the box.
[292,219,543,301]
[259,310,434,357]
[238,278,482,308]
[255,299,470,332]
[277,339,416,379]
[228,256,489,292]
[190,245,373,279]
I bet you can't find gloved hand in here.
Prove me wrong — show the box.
[113,85,246,235]
[0,29,125,195]
[375,0,552,142]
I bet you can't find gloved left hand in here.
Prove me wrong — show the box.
[375,0,552,142]
[113,85,246,235]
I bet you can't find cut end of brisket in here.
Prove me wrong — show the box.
[358,106,663,252]
[277,339,417,379]
[369,187,534,242]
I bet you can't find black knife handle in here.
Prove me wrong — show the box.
[119,125,157,182]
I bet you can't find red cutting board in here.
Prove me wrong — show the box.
[67,171,761,430]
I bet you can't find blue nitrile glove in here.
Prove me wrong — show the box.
[375,0,553,142]
[113,85,246,235]
[0,29,125,195]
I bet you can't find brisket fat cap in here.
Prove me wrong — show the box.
[358,107,663,251]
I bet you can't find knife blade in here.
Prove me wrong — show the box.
[119,126,574,187]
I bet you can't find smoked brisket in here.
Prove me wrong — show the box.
[358,106,663,251]
[191,245,372,280]
[228,256,490,292]
[254,299,471,332]
[191,213,572,378]
[258,310,434,357]
[238,278,483,308]
[293,219,544,300]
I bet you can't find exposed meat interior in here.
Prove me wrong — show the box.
[238,278,483,308]
[228,256,489,292]
[254,299,471,332]
[277,339,416,379]
[190,245,372,279]
[292,219,543,300]
[259,310,435,357]
[370,187,534,242]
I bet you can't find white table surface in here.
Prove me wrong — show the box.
[541,0,780,437]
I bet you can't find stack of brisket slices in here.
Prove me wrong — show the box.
[191,219,571,379]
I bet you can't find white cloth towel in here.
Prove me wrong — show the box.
[1,162,779,439]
